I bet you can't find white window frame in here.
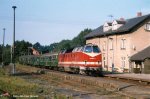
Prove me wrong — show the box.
[121,39,126,50]
[145,23,150,31]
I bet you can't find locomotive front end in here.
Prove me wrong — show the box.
[80,44,102,73]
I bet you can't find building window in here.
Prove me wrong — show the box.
[103,41,106,51]
[109,38,113,50]
[121,39,126,50]
[145,23,150,31]
[109,57,112,67]
[103,57,107,68]
[121,57,126,69]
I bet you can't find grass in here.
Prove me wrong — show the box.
[0,68,38,99]
[0,65,72,99]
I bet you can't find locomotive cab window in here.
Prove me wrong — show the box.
[84,46,92,53]
[93,46,100,53]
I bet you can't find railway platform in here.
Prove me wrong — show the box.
[105,73,150,84]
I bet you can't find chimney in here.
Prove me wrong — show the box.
[120,17,125,21]
[137,12,142,17]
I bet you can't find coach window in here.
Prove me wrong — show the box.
[84,46,92,53]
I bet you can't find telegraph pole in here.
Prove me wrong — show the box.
[12,6,17,74]
[2,28,5,67]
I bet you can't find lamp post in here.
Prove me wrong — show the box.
[2,28,5,67]
[12,6,17,74]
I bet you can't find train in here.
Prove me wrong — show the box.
[19,44,102,75]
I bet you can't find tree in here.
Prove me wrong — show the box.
[0,28,92,64]
[48,28,92,52]
[71,28,92,48]
[0,44,2,63]
[49,43,58,52]
[33,42,43,53]
[15,40,32,60]
[3,44,11,65]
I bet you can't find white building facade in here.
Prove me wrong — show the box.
[85,13,150,73]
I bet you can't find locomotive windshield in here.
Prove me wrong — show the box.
[93,46,100,53]
[84,45,100,53]
[84,46,92,53]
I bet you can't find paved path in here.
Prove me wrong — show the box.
[105,73,150,82]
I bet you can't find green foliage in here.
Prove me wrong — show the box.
[0,44,11,65]
[0,45,2,63]
[1,28,91,63]
[3,45,11,65]
[33,42,43,53]
[71,28,92,48]
[0,68,38,97]
[0,40,32,65]
[50,28,92,52]
[15,40,32,61]
[31,28,92,52]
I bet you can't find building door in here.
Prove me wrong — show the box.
[134,61,142,73]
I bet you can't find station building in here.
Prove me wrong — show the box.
[85,13,150,73]
[130,46,150,74]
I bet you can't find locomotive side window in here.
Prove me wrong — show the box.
[93,46,100,53]
[84,46,92,53]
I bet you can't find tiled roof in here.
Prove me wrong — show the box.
[130,46,150,61]
[85,14,150,39]
[115,20,126,24]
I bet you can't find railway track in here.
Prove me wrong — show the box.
[35,67,150,86]
[16,64,150,98]
[17,64,150,86]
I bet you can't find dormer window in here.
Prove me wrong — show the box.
[112,20,126,31]
[145,22,150,31]
[103,22,112,32]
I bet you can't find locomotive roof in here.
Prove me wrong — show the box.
[64,48,74,53]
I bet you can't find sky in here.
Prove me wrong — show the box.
[0,0,150,45]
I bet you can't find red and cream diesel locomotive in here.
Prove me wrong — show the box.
[58,44,102,75]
